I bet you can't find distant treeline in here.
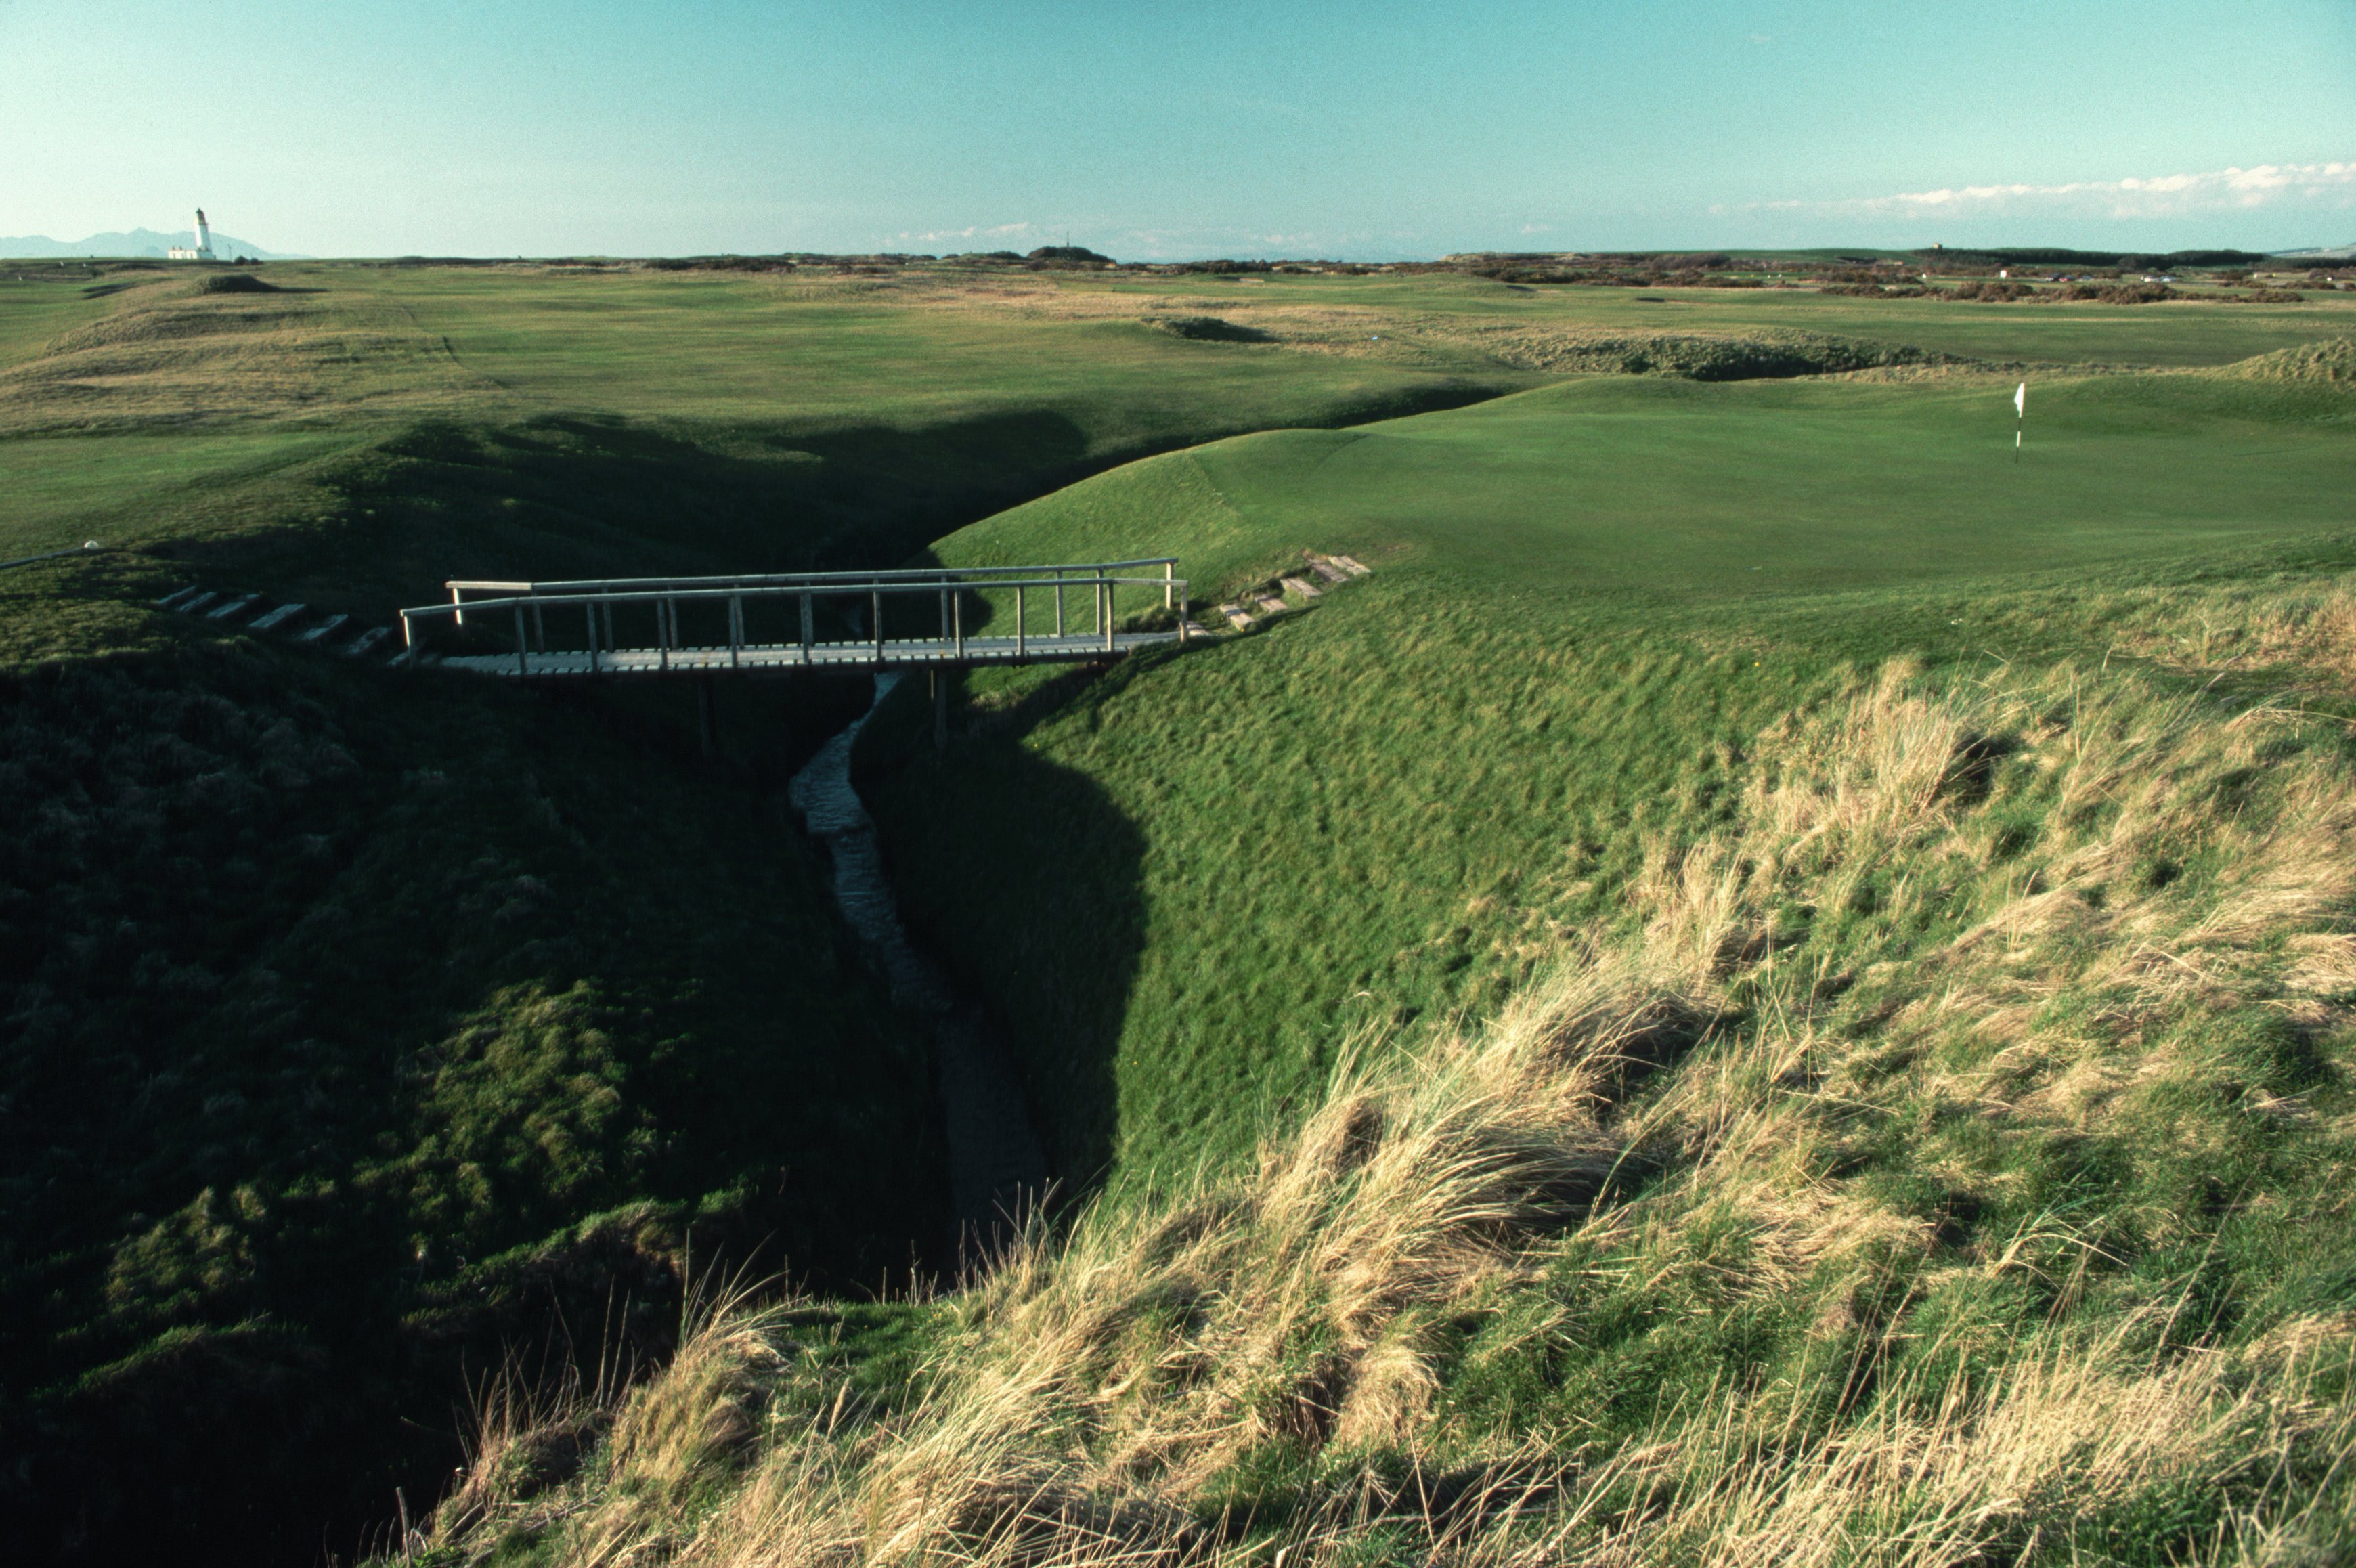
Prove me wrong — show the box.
[256,246,2332,284]
[1938,246,2275,269]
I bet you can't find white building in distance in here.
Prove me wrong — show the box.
[167,209,215,261]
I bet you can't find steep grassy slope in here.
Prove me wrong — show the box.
[422,580,2356,1568]
[861,363,2356,1181]
[397,346,2356,1567]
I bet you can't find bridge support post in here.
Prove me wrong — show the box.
[932,668,950,752]
[696,676,718,760]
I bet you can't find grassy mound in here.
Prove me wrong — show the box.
[188,271,284,295]
[1150,315,1276,344]
[420,647,2356,1566]
[1460,326,1971,379]
[2224,336,2356,385]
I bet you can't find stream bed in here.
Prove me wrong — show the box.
[789,672,1049,1257]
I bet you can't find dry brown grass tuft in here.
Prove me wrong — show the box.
[417,653,2356,1567]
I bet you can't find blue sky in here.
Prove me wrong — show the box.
[3,0,2351,258]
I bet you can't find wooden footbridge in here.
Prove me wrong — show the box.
[398,559,1200,678]
[398,559,1202,749]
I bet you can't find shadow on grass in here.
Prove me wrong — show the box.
[136,372,1519,619]
[137,407,1101,614]
[0,643,947,1567]
[854,653,1152,1197]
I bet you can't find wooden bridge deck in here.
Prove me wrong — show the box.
[437,628,1185,678]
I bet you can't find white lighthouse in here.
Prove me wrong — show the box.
[167,209,217,261]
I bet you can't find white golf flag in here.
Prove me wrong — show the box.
[2014,382,2027,417]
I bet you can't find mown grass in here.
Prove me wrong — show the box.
[0,264,1545,613]
[7,261,2349,609]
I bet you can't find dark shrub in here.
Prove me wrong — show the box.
[1149,315,1273,343]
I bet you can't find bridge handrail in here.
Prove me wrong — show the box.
[441,558,1179,598]
[400,561,1193,670]
[406,575,1182,622]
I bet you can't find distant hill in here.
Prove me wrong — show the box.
[2272,242,2356,262]
[0,226,302,261]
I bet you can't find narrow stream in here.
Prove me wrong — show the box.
[789,672,1049,1256]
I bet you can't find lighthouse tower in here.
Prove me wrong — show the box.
[168,209,217,261]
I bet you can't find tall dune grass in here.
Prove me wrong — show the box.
[415,648,2356,1567]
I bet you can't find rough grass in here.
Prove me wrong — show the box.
[410,646,2356,1567]
[0,592,942,1563]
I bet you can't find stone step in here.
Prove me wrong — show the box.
[1280,576,1322,599]
[204,592,262,622]
[341,625,392,658]
[174,590,221,616]
[293,613,350,644]
[1307,559,1350,584]
[247,601,309,632]
[1331,554,1371,576]
[154,585,206,610]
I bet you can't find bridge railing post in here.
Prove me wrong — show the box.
[1015,584,1025,658]
[800,592,814,663]
[953,588,965,659]
[1164,561,1173,611]
[586,603,600,674]
[514,606,528,678]
[871,589,883,663]
[729,594,742,669]
[1055,569,1065,637]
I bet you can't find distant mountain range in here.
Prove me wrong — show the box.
[0,227,303,261]
[2274,242,2356,262]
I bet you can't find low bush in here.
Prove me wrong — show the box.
[1147,315,1275,344]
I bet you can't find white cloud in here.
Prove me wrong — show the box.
[1745,160,2356,221]
[895,221,1042,246]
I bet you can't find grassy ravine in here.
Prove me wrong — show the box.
[412,606,2356,1567]
[5,265,2351,1563]
[0,264,1533,1565]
